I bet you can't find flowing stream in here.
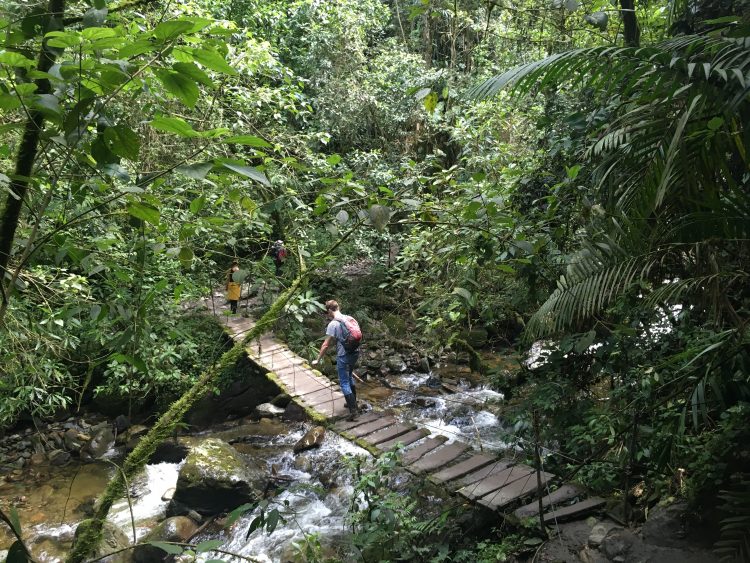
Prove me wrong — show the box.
[0,362,511,562]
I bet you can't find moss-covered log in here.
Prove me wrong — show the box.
[65,274,305,563]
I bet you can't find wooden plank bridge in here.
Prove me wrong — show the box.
[208,293,604,524]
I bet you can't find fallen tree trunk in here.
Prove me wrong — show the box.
[66,273,304,563]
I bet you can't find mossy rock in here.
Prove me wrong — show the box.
[169,438,264,516]
[72,520,130,563]
[132,516,198,563]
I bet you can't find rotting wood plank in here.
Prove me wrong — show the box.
[376,428,430,451]
[513,484,585,520]
[429,454,496,485]
[347,416,398,438]
[401,436,449,465]
[458,465,534,501]
[455,459,514,489]
[334,412,381,432]
[479,469,555,511]
[408,442,469,474]
[542,497,605,524]
[363,423,415,446]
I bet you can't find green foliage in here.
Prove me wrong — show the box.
[344,451,454,561]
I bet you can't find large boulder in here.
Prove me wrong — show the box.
[80,423,115,461]
[132,516,197,563]
[293,426,326,453]
[168,438,265,516]
[72,520,130,563]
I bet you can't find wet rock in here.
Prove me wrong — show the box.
[168,438,264,516]
[13,457,25,469]
[122,425,150,449]
[419,357,432,373]
[293,426,326,453]
[114,415,131,432]
[425,375,442,388]
[133,516,197,563]
[271,393,292,408]
[80,423,115,461]
[412,397,437,408]
[73,520,130,563]
[282,402,309,422]
[149,440,189,464]
[48,449,71,466]
[588,523,619,548]
[385,355,406,373]
[254,403,285,418]
[30,452,47,466]
[641,500,689,548]
[161,488,176,501]
[601,528,637,561]
[64,428,89,451]
[293,456,312,473]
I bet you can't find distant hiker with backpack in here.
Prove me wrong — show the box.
[225,260,241,314]
[312,300,362,420]
[271,240,287,276]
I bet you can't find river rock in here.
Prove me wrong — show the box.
[412,397,437,408]
[113,415,131,432]
[80,423,115,461]
[641,500,689,548]
[271,393,292,408]
[168,438,264,516]
[293,426,326,453]
[49,449,72,466]
[133,516,198,563]
[254,403,285,418]
[149,440,189,464]
[64,428,89,451]
[385,355,406,373]
[30,452,47,466]
[282,402,308,422]
[72,520,130,563]
[601,528,637,561]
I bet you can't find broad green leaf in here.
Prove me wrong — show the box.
[241,197,257,213]
[195,540,224,554]
[414,87,431,101]
[222,163,270,186]
[127,202,160,225]
[423,92,438,113]
[0,94,21,110]
[173,62,213,87]
[152,20,194,42]
[189,196,206,214]
[452,287,472,302]
[82,8,108,28]
[223,135,271,148]
[0,50,37,68]
[266,509,281,534]
[179,247,194,265]
[8,506,21,537]
[148,541,183,555]
[707,117,724,130]
[155,69,199,108]
[149,116,199,137]
[176,162,213,179]
[191,48,238,75]
[32,94,61,116]
[104,126,140,161]
[90,304,101,320]
[81,27,116,41]
[326,154,341,166]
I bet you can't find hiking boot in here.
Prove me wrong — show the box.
[344,393,358,421]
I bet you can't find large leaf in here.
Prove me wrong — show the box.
[190,48,237,75]
[126,202,160,225]
[222,163,270,186]
[149,116,199,137]
[155,69,199,108]
[223,135,272,148]
[104,126,140,161]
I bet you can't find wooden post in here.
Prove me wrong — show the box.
[533,410,548,538]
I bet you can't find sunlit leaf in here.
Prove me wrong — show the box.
[148,541,183,555]
[126,202,160,225]
[222,163,270,186]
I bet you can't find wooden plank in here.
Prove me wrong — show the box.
[542,497,605,524]
[401,436,448,465]
[377,428,430,451]
[429,454,496,485]
[408,442,470,474]
[513,484,585,520]
[455,459,514,489]
[458,465,534,500]
[480,469,555,510]
[363,423,415,446]
[334,411,380,431]
[347,416,398,438]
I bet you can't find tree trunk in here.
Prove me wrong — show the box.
[620,0,640,47]
[0,0,65,303]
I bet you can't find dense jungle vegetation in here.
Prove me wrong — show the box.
[1,0,749,560]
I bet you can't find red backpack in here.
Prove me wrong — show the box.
[338,315,362,352]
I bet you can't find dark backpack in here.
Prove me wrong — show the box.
[338,315,362,352]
